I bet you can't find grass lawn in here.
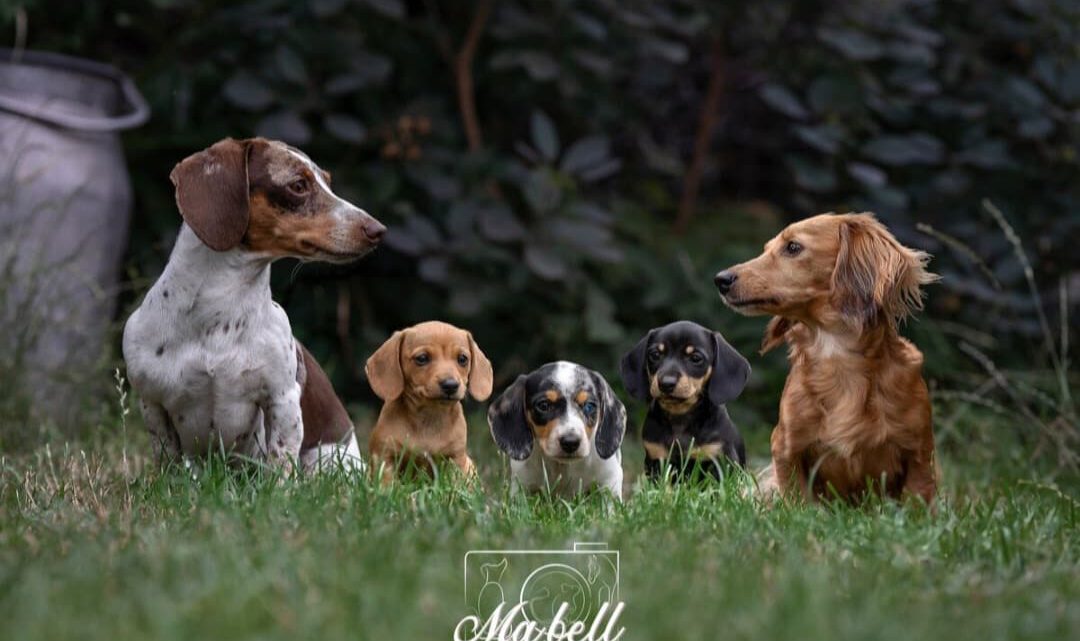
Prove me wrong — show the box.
[2,415,1078,641]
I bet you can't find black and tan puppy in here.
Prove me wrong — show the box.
[620,321,751,481]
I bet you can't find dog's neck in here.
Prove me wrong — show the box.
[160,225,273,324]
[397,392,463,430]
[791,315,896,361]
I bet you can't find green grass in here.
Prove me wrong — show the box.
[2,420,1079,641]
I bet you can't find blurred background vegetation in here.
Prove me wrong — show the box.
[1,0,1077,474]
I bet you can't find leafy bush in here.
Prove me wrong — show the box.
[3,0,1076,464]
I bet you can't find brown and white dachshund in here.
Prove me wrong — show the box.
[366,321,493,483]
[715,212,939,504]
[123,138,384,471]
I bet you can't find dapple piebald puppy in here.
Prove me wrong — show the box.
[123,138,384,471]
[489,362,626,501]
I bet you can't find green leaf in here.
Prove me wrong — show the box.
[223,72,274,111]
[276,46,307,85]
[524,245,568,280]
[787,155,836,193]
[324,114,367,144]
[862,134,945,166]
[530,110,560,161]
[817,27,884,61]
[255,111,311,144]
[523,170,561,213]
[560,136,611,175]
[760,84,809,120]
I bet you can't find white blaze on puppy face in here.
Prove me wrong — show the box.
[533,362,594,459]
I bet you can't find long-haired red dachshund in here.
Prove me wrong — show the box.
[715,212,939,504]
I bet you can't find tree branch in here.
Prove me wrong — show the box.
[453,0,495,152]
[674,37,725,235]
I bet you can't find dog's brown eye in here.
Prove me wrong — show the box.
[414,353,430,366]
[688,352,706,365]
[457,354,469,366]
[535,400,552,413]
[647,348,662,364]
[784,241,803,256]
[288,178,310,195]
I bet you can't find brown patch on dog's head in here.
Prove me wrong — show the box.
[171,137,385,261]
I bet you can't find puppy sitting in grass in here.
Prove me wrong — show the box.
[366,321,492,483]
[620,321,751,482]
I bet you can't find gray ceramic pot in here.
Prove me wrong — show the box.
[0,48,149,429]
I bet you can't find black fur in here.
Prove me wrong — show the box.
[488,375,532,460]
[590,369,626,460]
[619,321,751,482]
[489,363,626,462]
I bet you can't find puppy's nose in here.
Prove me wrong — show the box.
[714,270,737,294]
[658,375,679,394]
[363,219,386,242]
[559,434,581,454]
[439,378,461,396]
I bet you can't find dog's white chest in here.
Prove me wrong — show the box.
[123,243,298,456]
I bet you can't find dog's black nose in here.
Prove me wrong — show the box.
[558,435,581,454]
[439,379,461,395]
[658,375,679,394]
[714,270,737,294]
[363,219,387,242]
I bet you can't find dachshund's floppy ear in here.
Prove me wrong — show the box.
[365,330,405,401]
[170,138,251,251]
[708,331,751,405]
[831,213,938,329]
[619,330,654,401]
[590,369,626,460]
[466,332,493,401]
[760,317,794,354]
[488,375,532,460]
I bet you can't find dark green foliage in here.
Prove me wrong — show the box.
[2,0,1076,461]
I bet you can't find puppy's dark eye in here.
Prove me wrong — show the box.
[647,348,662,364]
[784,240,803,256]
[288,178,310,195]
[414,353,430,366]
[535,400,553,413]
[687,352,706,365]
[457,354,469,366]
[582,401,597,417]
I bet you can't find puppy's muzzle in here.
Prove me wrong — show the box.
[658,374,679,395]
[438,378,461,399]
[558,434,582,455]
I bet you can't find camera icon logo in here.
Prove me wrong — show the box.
[464,543,620,628]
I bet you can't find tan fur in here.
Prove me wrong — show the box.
[365,321,492,484]
[649,367,711,415]
[643,441,670,460]
[721,212,939,504]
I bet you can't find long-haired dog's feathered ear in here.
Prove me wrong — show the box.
[760,317,794,354]
[831,213,939,329]
[619,330,654,401]
[488,375,532,460]
[365,330,405,401]
[590,369,626,460]
[708,332,751,405]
